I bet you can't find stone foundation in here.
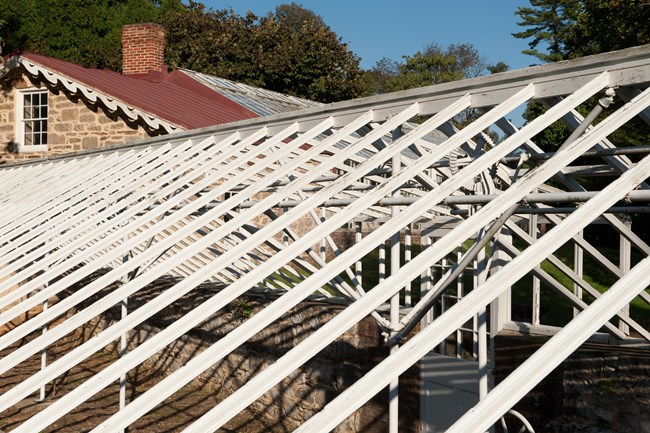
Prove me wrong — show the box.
[494,335,650,433]
[78,279,420,432]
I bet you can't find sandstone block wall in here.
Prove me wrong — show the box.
[80,280,420,433]
[0,71,157,164]
[494,335,650,433]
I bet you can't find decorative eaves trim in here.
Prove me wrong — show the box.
[13,56,180,134]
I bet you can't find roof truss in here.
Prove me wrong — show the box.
[2,45,650,432]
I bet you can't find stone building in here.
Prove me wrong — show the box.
[0,23,319,164]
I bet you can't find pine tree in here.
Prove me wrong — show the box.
[512,0,584,63]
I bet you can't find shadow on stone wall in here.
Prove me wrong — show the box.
[67,274,420,433]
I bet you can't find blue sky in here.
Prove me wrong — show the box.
[203,1,536,71]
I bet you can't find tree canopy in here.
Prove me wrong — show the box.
[514,0,650,63]
[0,0,365,102]
[513,0,583,63]
[514,1,650,159]
[363,43,506,96]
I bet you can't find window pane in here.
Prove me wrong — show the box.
[20,90,48,149]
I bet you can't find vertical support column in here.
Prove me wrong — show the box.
[379,242,386,283]
[529,209,541,325]
[37,285,48,402]
[283,206,289,247]
[119,241,130,433]
[476,242,489,400]
[472,257,478,359]
[319,208,327,262]
[619,218,631,335]
[489,228,511,396]
[404,224,412,306]
[489,229,511,335]
[389,127,402,433]
[355,222,363,288]
[419,234,432,330]
[573,231,584,317]
[456,246,463,359]
[37,246,52,403]
[119,297,128,413]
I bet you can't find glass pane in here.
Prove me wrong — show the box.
[34,133,41,145]
[24,94,32,108]
[40,106,48,118]
[25,122,33,134]
[33,121,40,133]
[25,133,33,146]
[32,106,40,118]
[42,132,47,145]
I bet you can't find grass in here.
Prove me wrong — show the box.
[253,235,649,329]
[510,241,649,327]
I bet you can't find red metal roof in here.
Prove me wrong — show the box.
[18,52,258,130]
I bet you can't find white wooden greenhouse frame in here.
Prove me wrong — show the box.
[1,45,650,432]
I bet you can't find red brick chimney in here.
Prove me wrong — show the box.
[121,23,165,75]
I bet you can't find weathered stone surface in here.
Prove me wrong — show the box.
[495,335,650,433]
[0,73,158,163]
[78,279,420,433]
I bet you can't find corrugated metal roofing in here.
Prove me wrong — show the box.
[181,69,322,116]
[18,53,259,130]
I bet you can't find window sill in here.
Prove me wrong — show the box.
[17,145,48,153]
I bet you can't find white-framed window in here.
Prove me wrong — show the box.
[16,88,48,152]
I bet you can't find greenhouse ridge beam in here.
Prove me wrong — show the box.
[2,44,650,169]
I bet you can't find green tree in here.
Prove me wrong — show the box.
[0,0,162,68]
[160,2,366,102]
[1,1,365,102]
[513,0,583,63]
[364,43,503,95]
[514,0,650,62]
[513,0,650,152]
[569,0,650,58]
[251,3,365,102]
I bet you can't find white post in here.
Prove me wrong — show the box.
[489,228,511,336]
[379,242,386,283]
[573,230,584,317]
[419,234,432,329]
[389,127,402,433]
[355,222,363,288]
[456,245,463,358]
[476,243,488,400]
[119,297,128,414]
[38,288,48,402]
[320,208,327,262]
[619,218,631,335]
[530,209,540,325]
[119,244,129,433]
[404,224,412,306]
